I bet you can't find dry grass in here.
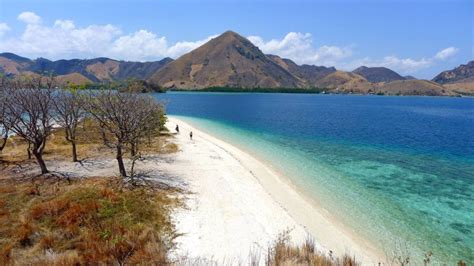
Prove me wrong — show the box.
[0,118,176,165]
[264,231,358,266]
[0,176,181,265]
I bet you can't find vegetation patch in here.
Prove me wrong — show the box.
[171,86,326,94]
[0,176,181,265]
[265,231,358,266]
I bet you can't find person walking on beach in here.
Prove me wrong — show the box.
[189,131,193,140]
[175,124,179,133]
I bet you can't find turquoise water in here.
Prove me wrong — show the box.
[155,92,474,264]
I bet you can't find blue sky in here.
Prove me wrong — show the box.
[0,0,472,78]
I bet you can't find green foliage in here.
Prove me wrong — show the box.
[66,79,166,93]
[171,86,325,94]
[119,78,166,93]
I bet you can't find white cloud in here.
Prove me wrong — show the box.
[111,30,168,60]
[166,35,217,58]
[17,11,41,24]
[0,12,217,61]
[344,56,432,73]
[248,32,352,66]
[0,23,10,38]
[0,21,122,59]
[54,20,75,30]
[0,12,461,76]
[342,47,459,74]
[110,30,216,61]
[247,32,460,75]
[434,47,458,60]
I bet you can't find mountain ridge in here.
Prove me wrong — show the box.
[149,31,305,89]
[0,52,173,83]
[432,61,474,84]
[353,66,406,83]
[1,30,473,96]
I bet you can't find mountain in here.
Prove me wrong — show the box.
[313,71,373,92]
[375,80,450,96]
[267,55,336,86]
[432,61,474,84]
[353,66,405,83]
[431,61,474,95]
[149,31,304,89]
[0,52,173,84]
[2,31,471,96]
[0,53,33,75]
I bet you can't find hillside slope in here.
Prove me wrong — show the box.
[150,31,304,89]
[0,53,172,84]
[353,66,406,83]
[267,54,336,86]
[432,61,474,84]
[376,80,450,96]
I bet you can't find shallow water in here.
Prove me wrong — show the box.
[154,92,474,263]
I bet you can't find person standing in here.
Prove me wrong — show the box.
[189,131,193,140]
[175,124,179,133]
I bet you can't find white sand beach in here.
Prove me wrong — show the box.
[50,116,383,264]
[165,117,383,264]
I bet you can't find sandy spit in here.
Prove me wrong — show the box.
[166,117,383,265]
[49,116,383,265]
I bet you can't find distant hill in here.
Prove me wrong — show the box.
[404,75,417,80]
[353,66,405,83]
[2,31,472,96]
[0,52,172,84]
[267,54,336,87]
[149,31,304,89]
[431,61,474,95]
[375,80,450,96]
[313,71,371,91]
[432,61,474,84]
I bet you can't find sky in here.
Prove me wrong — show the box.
[0,0,472,79]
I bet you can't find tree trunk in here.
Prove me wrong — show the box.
[0,135,7,152]
[33,150,49,174]
[71,142,78,162]
[116,145,127,177]
[27,142,32,160]
[66,129,78,162]
[130,142,136,157]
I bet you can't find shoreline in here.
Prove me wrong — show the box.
[168,116,384,264]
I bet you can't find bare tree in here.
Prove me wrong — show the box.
[84,90,164,177]
[0,110,9,153]
[0,77,11,152]
[3,76,56,174]
[53,88,86,162]
[128,100,165,157]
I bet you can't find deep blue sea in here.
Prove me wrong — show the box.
[154,92,474,263]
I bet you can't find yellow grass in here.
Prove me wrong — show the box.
[0,176,182,265]
[264,230,358,266]
[0,118,176,164]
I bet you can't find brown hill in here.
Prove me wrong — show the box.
[2,31,469,97]
[56,73,93,85]
[0,53,172,84]
[0,53,31,75]
[353,66,405,83]
[443,82,474,96]
[312,71,375,93]
[85,59,120,81]
[375,80,449,96]
[149,31,304,89]
[267,55,336,86]
[432,61,474,84]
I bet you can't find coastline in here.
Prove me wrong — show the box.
[167,116,384,264]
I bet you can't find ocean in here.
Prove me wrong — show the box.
[154,92,474,264]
